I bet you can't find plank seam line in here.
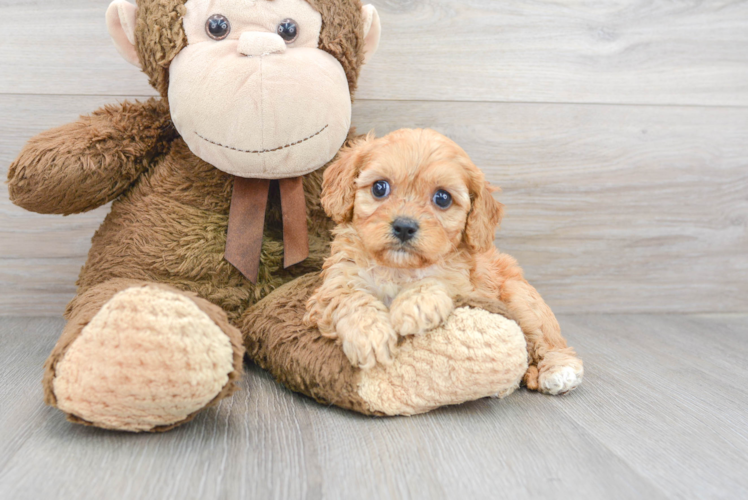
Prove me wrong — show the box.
[1,93,747,110]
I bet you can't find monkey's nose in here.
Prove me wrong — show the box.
[237,32,287,57]
[392,218,419,243]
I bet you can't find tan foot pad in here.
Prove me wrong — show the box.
[358,307,528,416]
[53,286,235,432]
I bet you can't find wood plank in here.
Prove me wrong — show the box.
[1,315,747,499]
[1,95,746,315]
[0,318,61,472]
[551,314,748,499]
[1,0,747,106]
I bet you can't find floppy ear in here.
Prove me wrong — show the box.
[321,134,375,224]
[106,0,140,68]
[464,169,504,253]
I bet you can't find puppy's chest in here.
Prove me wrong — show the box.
[357,266,468,308]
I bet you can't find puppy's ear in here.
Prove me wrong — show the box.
[321,133,375,224]
[464,167,504,253]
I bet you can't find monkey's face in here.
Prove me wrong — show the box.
[167,0,354,178]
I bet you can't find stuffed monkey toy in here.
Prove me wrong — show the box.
[7,0,575,432]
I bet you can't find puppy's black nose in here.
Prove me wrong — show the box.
[392,218,419,243]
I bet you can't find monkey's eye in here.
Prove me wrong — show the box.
[433,189,453,209]
[206,15,231,40]
[372,181,391,199]
[277,19,299,43]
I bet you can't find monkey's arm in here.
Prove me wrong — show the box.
[7,98,175,215]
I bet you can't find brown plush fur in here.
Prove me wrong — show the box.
[242,273,375,414]
[306,129,581,382]
[74,138,336,322]
[10,111,338,323]
[8,99,176,215]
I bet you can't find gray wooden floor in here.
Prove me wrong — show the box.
[1,314,746,500]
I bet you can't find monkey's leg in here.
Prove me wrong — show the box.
[242,273,528,416]
[44,279,244,432]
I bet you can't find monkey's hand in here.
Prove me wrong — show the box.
[8,98,174,215]
[390,280,454,337]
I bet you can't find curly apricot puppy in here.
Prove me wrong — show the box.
[304,129,583,395]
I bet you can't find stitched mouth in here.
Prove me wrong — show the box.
[195,124,329,154]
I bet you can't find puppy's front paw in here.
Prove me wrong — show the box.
[336,310,398,370]
[390,287,454,336]
[537,350,584,395]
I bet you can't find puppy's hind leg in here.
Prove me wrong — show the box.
[500,277,583,395]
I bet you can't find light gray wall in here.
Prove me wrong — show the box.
[1,0,746,316]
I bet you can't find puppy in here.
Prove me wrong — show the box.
[304,129,583,395]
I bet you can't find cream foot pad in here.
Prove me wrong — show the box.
[53,286,235,431]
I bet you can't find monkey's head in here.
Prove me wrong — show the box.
[106,0,381,179]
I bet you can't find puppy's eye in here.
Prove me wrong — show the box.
[372,180,391,199]
[206,15,231,40]
[277,18,299,43]
[433,189,453,209]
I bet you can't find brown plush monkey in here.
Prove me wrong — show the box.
[7,0,535,432]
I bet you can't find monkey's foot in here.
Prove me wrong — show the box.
[52,286,239,432]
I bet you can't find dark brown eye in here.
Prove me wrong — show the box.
[433,189,452,209]
[206,15,231,40]
[372,180,391,199]
[277,18,299,43]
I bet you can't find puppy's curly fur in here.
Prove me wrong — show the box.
[304,129,583,394]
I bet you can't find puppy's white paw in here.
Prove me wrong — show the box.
[390,288,454,337]
[539,364,583,395]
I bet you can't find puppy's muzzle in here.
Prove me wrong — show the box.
[392,217,419,243]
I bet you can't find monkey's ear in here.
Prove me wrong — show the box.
[106,0,140,68]
[361,5,381,64]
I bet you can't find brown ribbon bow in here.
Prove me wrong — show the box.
[225,176,309,284]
